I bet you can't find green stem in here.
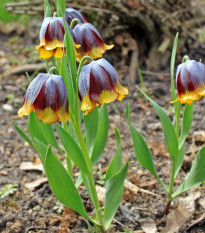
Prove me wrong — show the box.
[62,122,73,180]
[70,18,82,29]
[168,162,175,202]
[72,93,105,231]
[48,66,58,74]
[76,56,93,87]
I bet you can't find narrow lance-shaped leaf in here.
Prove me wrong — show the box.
[13,121,34,149]
[63,17,77,91]
[173,145,205,198]
[179,103,193,149]
[45,146,91,221]
[39,122,60,151]
[174,143,185,180]
[33,137,48,165]
[104,162,129,230]
[129,123,168,192]
[137,86,178,162]
[61,53,74,114]
[55,123,90,175]
[91,105,109,166]
[44,0,51,17]
[84,107,98,154]
[171,33,178,101]
[28,112,47,144]
[105,128,122,181]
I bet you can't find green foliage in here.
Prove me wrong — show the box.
[173,145,205,198]
[55,123,90,174]
[84,107,98,154]
[0,184,17,199]
[91,105,109,166]
[0,0,21,22]
[45,146,90,221]
[137,86,178,162]
[179,103,194,149]
[103,130,128,230]
[104,162,128,230]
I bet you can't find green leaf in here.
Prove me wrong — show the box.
[125,103,131,122]
[28,112,47,144]
[105,128,122,181]
[129,122,168,192]
[28,112,60,150]
[171,33,178,101]
[55,0,66,17]
[61,54,74,114]
[174,143,185,179]
[13,121,34,149]
[45,146,90,220]
[63,17,77,91]
[55,123,90,174]
[137,86,178,162]
[44,0,51,17]
[104,162,129,230]
[39,123,60,151]
[33,138,48,165]
[173,145,205,198]
[179,103,193,149]
[91,105,109,166]
[84,107,98,154]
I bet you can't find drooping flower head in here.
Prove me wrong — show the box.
[36,16,74,59]
[172,59,205,105]
[73,23,114,62]
[18,73,69,124]
[78,58,129,115]
[65,8,87,26]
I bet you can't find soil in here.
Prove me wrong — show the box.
[0,18,205,233]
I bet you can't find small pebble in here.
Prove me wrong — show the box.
[3,104,14,112]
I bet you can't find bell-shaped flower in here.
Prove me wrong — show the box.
[36,16,74,59]
[65,8,86,26]
[78,58,129,114]
[172,59,205,105]
[18,73,69,124]
[73,23,114,62]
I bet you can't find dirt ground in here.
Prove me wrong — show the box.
[0,17,205,233]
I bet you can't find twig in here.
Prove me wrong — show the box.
[124,179,160,197]
[186,213,205,231]
[2,63,46,78]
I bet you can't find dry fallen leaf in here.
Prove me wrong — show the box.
[20,161,44,172]
[25,177,48,190]
[140,219,157,233]
[161,205,191,233]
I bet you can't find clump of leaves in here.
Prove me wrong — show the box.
[0,184,17,199]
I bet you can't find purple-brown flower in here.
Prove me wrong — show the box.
[73,23,114,62]
[172,59,205,105]
[78,58,129,114]
[18,73,69,124]
[36,17,74,59]
[65,8,86,26]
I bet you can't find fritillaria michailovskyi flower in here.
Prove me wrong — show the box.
[36,17,75,59]
[172,59,205,105]
[73,23,114,62]
[18,73,69,124]
[65,8,86,26]
[78,58,129,115]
